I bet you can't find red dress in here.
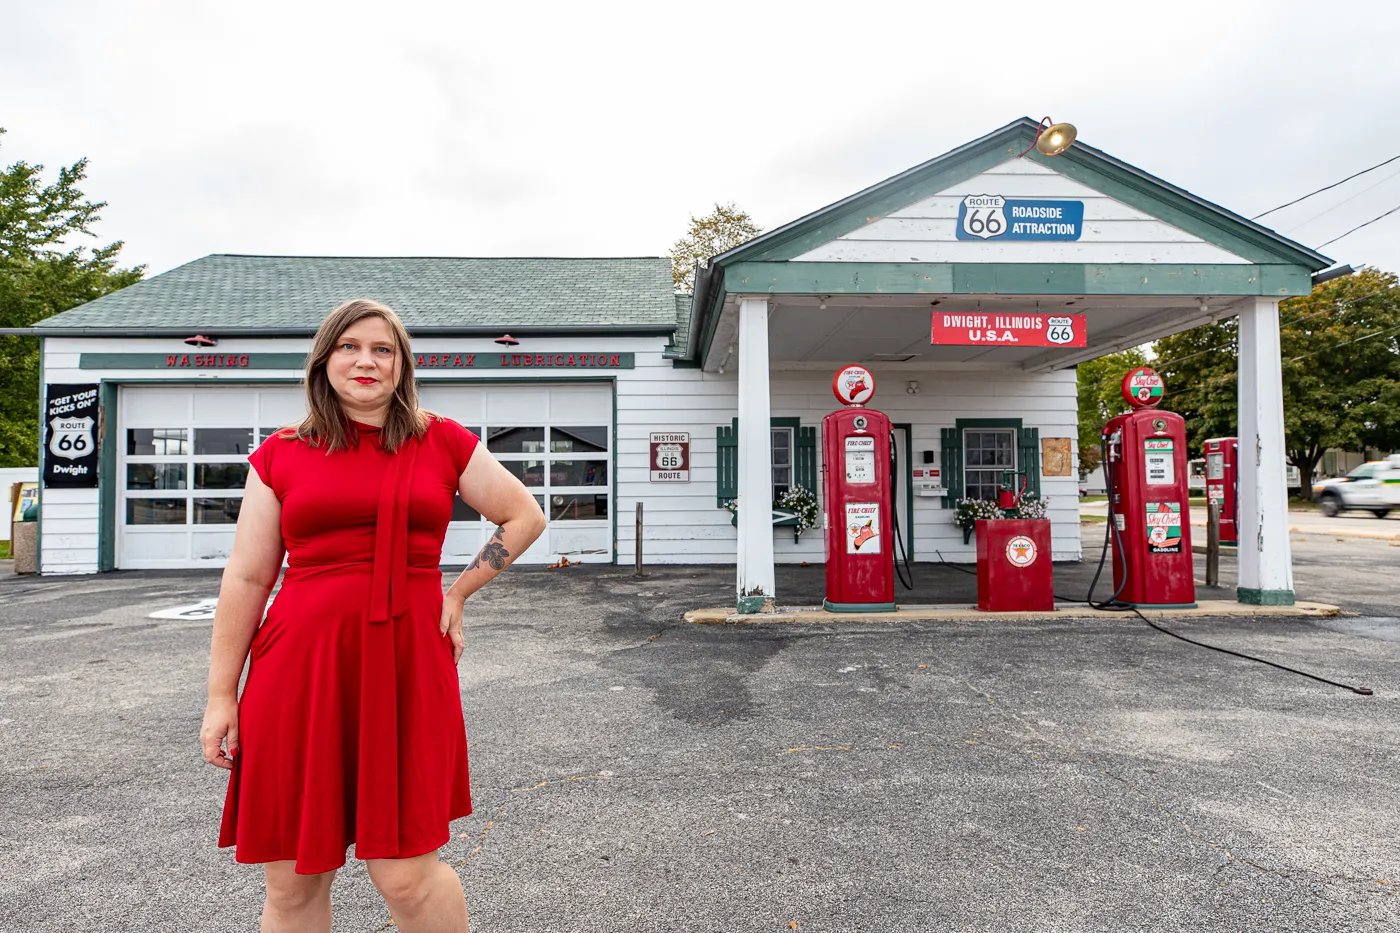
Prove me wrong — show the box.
[219,416,479,874]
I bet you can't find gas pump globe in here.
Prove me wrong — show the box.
[822,365,897,612]
[1101,367,1197,608]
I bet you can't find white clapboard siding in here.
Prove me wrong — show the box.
[794,157,1249,265]
[618,367,1082,566]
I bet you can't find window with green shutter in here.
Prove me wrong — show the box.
[715,417,817,508]
[940,419,1039,506]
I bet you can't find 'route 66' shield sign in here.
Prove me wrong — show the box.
[49,416,95,460]
[960,194,1007,240]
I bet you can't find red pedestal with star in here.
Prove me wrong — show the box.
[975,519,1054,612]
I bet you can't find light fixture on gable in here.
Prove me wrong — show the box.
[1019,116,1078,158]
[183,334,217,347]
[818,295,830,310]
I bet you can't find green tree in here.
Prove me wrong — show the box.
[1076,348,1148,474]
[0,128,143,466]
[1153,267,1400,491]
[670,202,761,292]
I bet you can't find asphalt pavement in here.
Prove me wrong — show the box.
[0,531,1396,932]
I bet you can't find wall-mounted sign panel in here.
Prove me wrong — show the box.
[43,383,100,488]
[956,195,1084,241]
[649,432,690,482]
[931,312,1087,348]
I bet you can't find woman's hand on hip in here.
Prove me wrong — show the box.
[440,592,466,663]
[200,696,239,769]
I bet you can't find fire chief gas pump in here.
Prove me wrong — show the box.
[822,365,897,612]
[1100,367,1197,608]
[1204,436,1239,545]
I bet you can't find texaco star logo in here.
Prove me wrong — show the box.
[1005,535,1038,568]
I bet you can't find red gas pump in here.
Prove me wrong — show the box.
[822,365,896,612]
[1204,436,1238,545]
[1101,367,1197,608]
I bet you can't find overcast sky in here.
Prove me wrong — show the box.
[4,0,1399,279]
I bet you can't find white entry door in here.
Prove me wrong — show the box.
[417,382,614,564]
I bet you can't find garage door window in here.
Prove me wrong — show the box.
[125,425,255,526]
[467,424,607,523]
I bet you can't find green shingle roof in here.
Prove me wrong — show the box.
[669,293,694,355]
[36,254,678,334]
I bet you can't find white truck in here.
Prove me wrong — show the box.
[1312,455,1400,518]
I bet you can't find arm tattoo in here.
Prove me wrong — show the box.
[467,524,510,572]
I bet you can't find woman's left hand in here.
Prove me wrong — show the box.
[439,592,466,663]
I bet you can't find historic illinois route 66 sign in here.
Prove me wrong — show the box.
[959,194,1007,240]
[49,416,94,459]
[649,432,690,482]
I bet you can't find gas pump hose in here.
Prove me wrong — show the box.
[936,436,1373,697]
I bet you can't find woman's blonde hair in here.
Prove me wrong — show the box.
[292,299,428,452]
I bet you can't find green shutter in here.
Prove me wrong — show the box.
[716,420,738,507]
[795,425,817,495]
[941,427,962,506]
[1018,427,1041,499]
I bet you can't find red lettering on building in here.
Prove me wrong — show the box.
[609,354,620,366]
[166,355,178,366]
[464,354,475,366]
[451,354,463,366]
[238,355,249,367]
[415,354,427,366]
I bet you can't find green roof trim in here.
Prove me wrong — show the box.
[35,254,678,334]
[713,118,1332,270]
[683,117,1333,364]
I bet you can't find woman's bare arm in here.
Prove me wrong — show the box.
[439,445,547,659]
[200,472,285,768]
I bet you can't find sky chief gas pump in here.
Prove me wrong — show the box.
[822,365,897,612]
[1101,367,1197,608]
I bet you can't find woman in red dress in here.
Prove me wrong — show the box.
[200,299,546,932]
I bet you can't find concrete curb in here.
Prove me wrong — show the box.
[685,599,1341,625]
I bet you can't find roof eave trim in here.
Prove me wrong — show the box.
[13,323,679,339]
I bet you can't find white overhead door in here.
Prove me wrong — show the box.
[118,385,306,569]
[419,383,614,565]
[118,382,612,569]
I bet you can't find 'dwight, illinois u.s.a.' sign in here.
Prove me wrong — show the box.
[956,195,1084,241]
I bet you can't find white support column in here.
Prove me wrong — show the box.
[1236,296,1295,605]
[735,297,775,610]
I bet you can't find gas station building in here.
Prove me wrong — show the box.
[30,118,1330,608]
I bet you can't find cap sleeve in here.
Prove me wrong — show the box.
[439,417,481,476]
[248,434,283,497]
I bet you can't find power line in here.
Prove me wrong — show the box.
[1283,163,1400,232]
[1286,322,1400,364]
[1253,153,1400,220]
[1316,203,1400,249]
[1081,287,1391,394]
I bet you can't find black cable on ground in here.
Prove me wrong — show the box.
[1128,607,1373,696]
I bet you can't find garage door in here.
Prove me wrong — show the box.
[118,382,613,570]
[118,385,306,569]
[419,383,614,565]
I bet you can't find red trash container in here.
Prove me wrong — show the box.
[975,518,1054,612]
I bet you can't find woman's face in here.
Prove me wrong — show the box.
[326,315,401,415]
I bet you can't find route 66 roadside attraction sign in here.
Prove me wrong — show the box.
[44,383,100,488]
